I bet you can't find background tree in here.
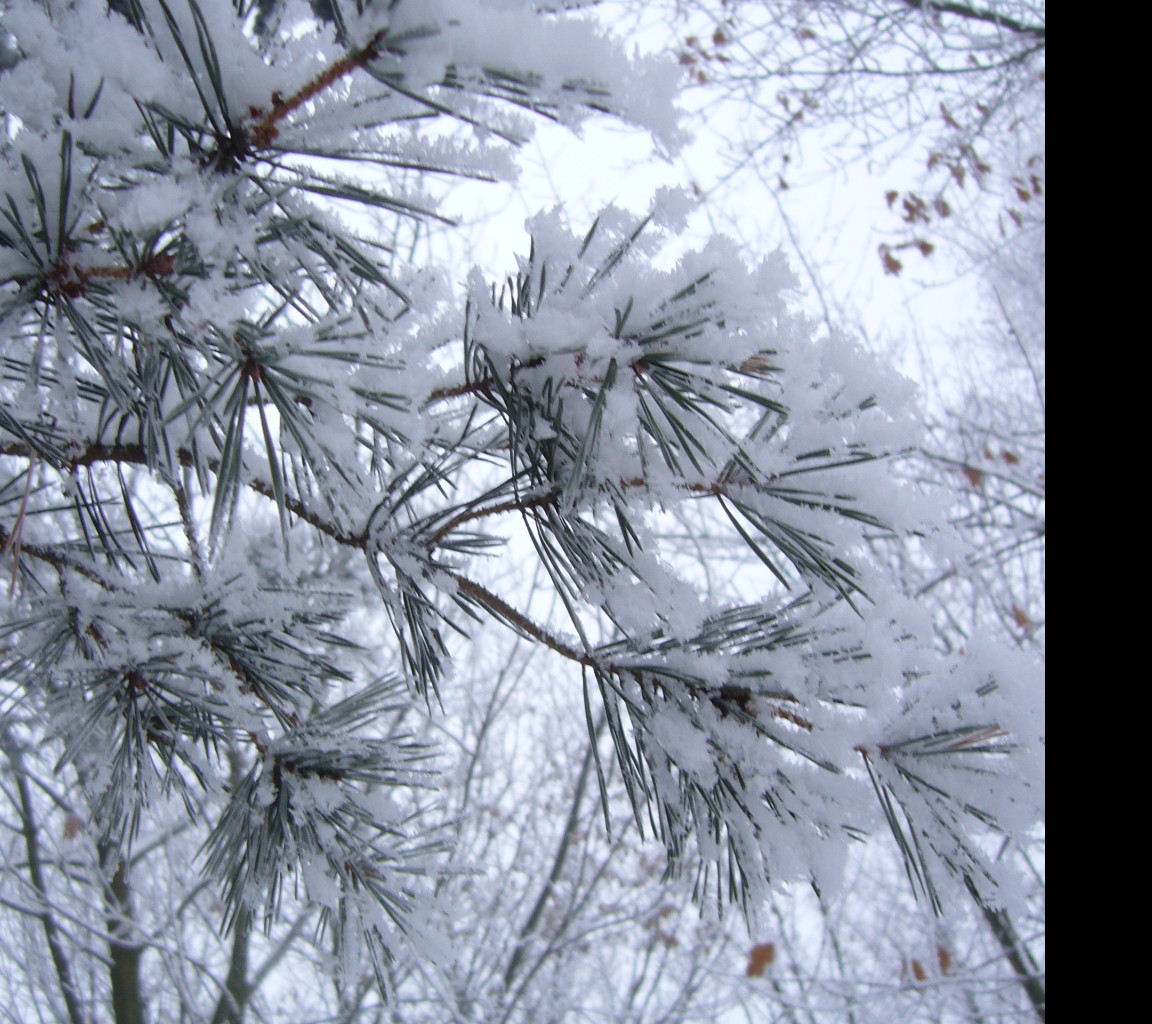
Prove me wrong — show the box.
[642,0,1045,284]
[0,2,1042,1022]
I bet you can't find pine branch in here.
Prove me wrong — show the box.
[246,29,391,148]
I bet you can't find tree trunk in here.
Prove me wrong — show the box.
[101,844,147,1024]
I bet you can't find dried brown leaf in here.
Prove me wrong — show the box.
[746,942,776,977]
[962,466,984,489]
[937,944,953,975]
